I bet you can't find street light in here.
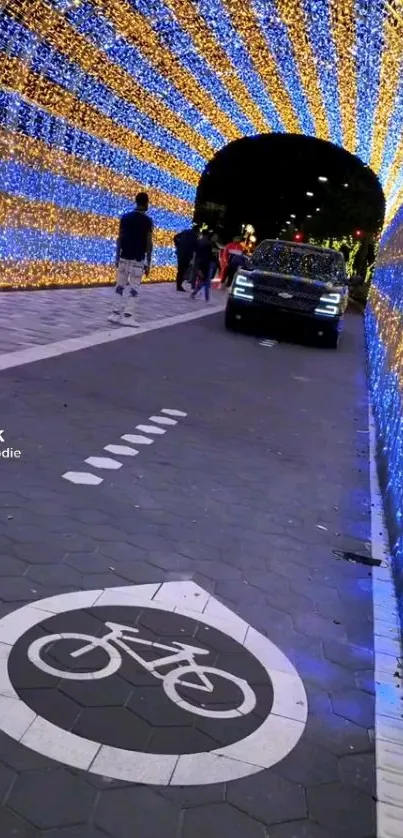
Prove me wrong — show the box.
[306,191,314,197]
[316,207,321,212]
[343,183,349,188]
[318,176,328,182]
[290,214,296,219]
[307,214,312,219]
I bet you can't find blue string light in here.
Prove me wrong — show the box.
[355,0,385,163]
[61,0,227,149]
[251,0,316,137]
[301,0,343,147]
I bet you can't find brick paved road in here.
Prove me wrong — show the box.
[0,310,375,837]
[0,283,220,354]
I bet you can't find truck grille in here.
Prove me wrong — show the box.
[254,287,318,313]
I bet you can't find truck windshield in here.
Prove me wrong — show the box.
[251,242,346,285]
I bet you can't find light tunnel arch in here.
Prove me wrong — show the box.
[0,0,403,291]
[195,132,386,242]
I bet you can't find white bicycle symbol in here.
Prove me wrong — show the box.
[27,621,257,720]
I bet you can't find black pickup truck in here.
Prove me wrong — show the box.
[225,239,349,349]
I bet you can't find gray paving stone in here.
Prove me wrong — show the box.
[26,565,82,587]
[323,640,374,671]
[277,741,340,786]
[0,555,27,575]
[0,809,39,838]
[182,803,267,838]
[339,753,376,796]
[227,772,307,825]
[95,788,181,838]
[293,612,348,642]
[331,689,374,728]
[8,769,96,829]
[39,827,108,838]
[307,783,376,836]
[63,552,118,573]
[268,822,341,838]
[97,542,149,563]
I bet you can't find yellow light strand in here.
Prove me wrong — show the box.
[0,53,199,186]
[0,191,176,247]
[328,0,357,154]
[89,0,241,143]
[8,0,215,163]
[383,140,403,207]
[161,0,270,134]
[274,0,330,143]
[370,12,403,174]
[383,186,403,230]
[221,0,301,134]
[0,127,194,219]
[0,260,175,290]
[370,285,403,388]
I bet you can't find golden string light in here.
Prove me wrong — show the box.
[161,0,270,134]
[0,192,176,247]
[274,0,331,142]
[8,0,215,163]
[221,0,302,134]
[0,127,194,219]
[328,0,357,154]
[0,53,200,187]
[370,13,403,173]
[0,260,175,290]
[90,0,241,142]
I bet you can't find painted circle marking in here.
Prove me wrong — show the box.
[0,586,308,785]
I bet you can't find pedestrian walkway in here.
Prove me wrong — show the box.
[0,283,223,354]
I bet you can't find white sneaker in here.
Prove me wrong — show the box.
[108,312,121,324]
[121,314,139,328]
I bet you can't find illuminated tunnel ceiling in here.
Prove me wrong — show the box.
[1,0,403,287]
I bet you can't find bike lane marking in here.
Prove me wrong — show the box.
[0,582,308,786]
[62,409,186,486]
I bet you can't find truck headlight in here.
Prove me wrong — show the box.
[315,291,341,316]
[231,272,254,301]
[234,273,254,288]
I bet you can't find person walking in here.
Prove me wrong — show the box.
[191,230,218,302]
[108,192,153,327]
[173,223,198,292]
[220,236,244,287]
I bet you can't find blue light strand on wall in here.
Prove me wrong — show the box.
[0,13,207,176]
[0,227,176,266]
[251,0,316,138]
[0,90,197,205]
[379,72,403,185]
[366,302,403,625]
[301,0,344,148]
[355,0,386,163]
[126,0,257,137]
[63,0,226,149]
[0,161,190,230]
[194,0,285,133]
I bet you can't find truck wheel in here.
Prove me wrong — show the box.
[225,309,239,332]
[323,327,339,349]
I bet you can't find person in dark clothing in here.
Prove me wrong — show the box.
[191,230,218,302]
[225,250,247,287]
[339,243,350,265]
[174,224,198,291]
[109,192,153,326]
